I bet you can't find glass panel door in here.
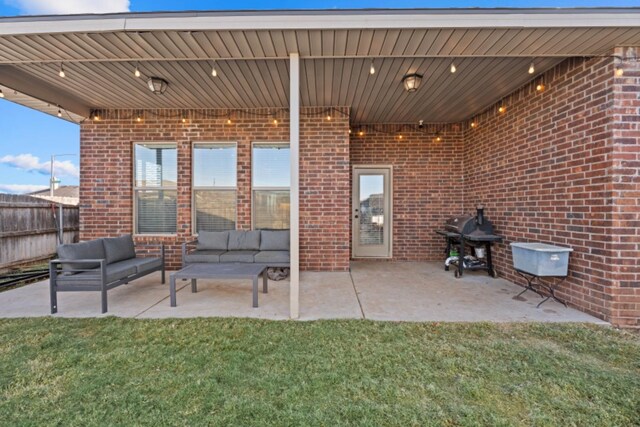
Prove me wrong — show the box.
[353,168,391,258]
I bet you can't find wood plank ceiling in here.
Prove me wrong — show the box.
[1,25,640,123]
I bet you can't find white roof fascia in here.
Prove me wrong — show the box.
[0,11,639,36]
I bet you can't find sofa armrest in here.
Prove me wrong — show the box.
[182,240,198,264]
[49,259,107,281]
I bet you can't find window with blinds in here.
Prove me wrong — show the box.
[193,143,237,232]
[252,143,290,230]
[134,143,177,234]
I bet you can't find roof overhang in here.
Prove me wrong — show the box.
[0,8,639,124]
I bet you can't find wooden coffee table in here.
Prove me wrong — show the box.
[169,263,268,308]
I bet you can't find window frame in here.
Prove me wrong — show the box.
[251,141,291,230]
[132,141,178,236]
[191,141,238,235]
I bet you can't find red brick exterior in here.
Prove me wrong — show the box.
[350,126,465,260]
[610,47,640,327]
[79,49,639,326]
[463,52,639,327]
[79,107,350,271]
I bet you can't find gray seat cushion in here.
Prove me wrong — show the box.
[57,239,106,271]
[103,235,136,264]
[254,251,290,264]
[219,250,259,263]
[112,257,163,274]
[260,230,290,251]
[56,263,136,285]
[185,250,225,263]
[228,231,261,251]
[196,231,229,251]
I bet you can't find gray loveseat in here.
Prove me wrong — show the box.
[182,230,290,267]
[49,235,164,314]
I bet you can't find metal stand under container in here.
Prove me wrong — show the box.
[511,242,573,308]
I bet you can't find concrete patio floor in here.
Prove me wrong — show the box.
[0,261,604,323]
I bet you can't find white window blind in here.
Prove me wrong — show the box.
[193,143,237,232]
[134,143,177,234]
[252,143,290,230]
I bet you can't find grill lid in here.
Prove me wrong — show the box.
[445,212,496,236]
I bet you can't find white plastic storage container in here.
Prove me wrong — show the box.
[510,242,573,277]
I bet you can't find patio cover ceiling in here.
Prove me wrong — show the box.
[1,8,640,124]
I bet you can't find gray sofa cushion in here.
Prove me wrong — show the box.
[228,231,261,251]
[260,230,290,251]
[219,251,258,263]
[57,239,106,271]
[103,235,136,264]
[196,231,229,251]
[254,251,290,264]
[113,257,163,274]
[185,250,225,263]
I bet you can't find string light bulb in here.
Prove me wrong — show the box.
[434,133,442,143]
[211,62,218,77]
[134,63,141,78]
[136,115,142,122]
[470,121,477,128]
[227,116,232,125]
[528,62,535,74]
[58,63,65,78]
[450,63,457,73]
[0,89,4,98]
[615,66,624,77]
[498,106,506,114]
[536,83,546,92]
[398,134,403,140]
[181,117,186,123]
[358,130,364,136]
[93,113,100,121]
[369,59,375,75]
[326,115,331,121]
[57,109,62,118]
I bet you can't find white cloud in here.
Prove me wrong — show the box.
[0,153,79,178]
[0,183,48,194]
[7,0,130,15]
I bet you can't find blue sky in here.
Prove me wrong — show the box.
[0,0,636,193]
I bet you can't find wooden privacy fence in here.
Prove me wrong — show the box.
[0,193,79,272]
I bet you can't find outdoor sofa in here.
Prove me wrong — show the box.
[49,235,164,314]
[182,230,290,268]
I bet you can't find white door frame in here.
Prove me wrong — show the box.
[352,165,393,258]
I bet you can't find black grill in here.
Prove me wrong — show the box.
[444,207,500,241]
[436,207,503,278]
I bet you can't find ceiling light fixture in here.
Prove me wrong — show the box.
[450,63,457,73]
[369,59,375,75]
[211,62,218,77]
[58,63,65,78]
[134,63,141,78]
[402,73,423,92]
[146,77,169,95]
[528,62,535,74]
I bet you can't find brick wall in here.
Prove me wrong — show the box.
[350,125,465,261]
[463,52,639,327]
[610,47,640,327]
[79,107,350,271]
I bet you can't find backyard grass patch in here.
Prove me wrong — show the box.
[0,319,638,426]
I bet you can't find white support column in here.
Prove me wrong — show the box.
[289,52,300,319]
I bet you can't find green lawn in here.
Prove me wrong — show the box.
[0,319,638,426]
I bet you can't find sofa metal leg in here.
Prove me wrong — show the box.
[161,267,166,285]
[50,284,57,314]
[101,290,108,313]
